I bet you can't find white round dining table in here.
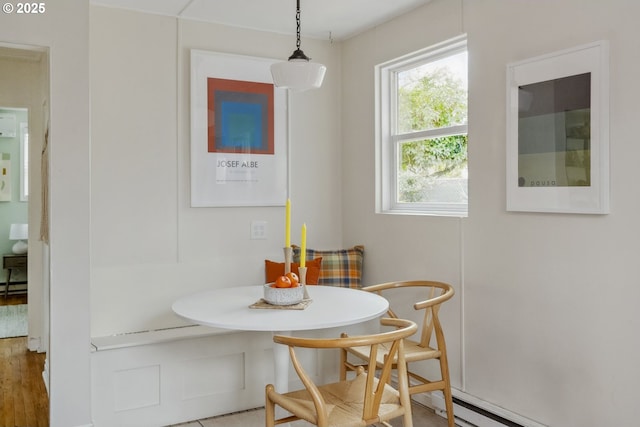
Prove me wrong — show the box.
[172,284,389,394]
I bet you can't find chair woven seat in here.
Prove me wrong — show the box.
[270,374,404,427]
[266,318,417,427]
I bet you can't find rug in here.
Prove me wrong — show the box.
[0,304,28,338]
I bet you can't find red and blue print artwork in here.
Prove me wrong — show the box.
[207,78,274,155]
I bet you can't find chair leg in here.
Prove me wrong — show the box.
[265,385,276,427]
[5,268,12,298]
[439,356,455,427]
[339,347,347,381]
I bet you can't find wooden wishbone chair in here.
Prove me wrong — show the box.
[265,317,417,427]
[340,280,456,427]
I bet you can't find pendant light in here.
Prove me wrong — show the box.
[271,0,326,91]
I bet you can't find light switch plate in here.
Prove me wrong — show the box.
[250,220,267,240]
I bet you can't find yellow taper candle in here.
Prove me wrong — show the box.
[300,223,307,268]
[285,198,291,247]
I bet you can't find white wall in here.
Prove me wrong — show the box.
[89,6,343,337]
[0,2,92,427]
[464,2,640,426]
[343,0,640,426]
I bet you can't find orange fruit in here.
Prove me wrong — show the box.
[274,275,292,288]
[286,272,299,287]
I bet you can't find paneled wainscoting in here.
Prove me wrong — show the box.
[90,321,377,427]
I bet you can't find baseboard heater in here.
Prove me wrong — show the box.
[431,390,548,427]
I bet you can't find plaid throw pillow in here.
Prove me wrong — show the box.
[292,245,364,288]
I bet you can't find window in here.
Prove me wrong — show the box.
[376,36,468,216]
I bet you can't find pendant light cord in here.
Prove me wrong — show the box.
[287,0,310,61]
[271,0,326,89]
[295,0,301,50]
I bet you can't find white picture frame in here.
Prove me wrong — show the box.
[0,113,16,138]
[506,41,609,214]
[0,153,11,201]
[190,50,289,207]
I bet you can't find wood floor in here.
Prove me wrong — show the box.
[0,294,49,427]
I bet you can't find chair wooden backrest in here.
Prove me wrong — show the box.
[366,280,454,352]
[266,317,417,427]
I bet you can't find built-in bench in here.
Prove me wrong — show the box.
[91,324,232,351]
[90,318,366,427]
[90,325,274,427]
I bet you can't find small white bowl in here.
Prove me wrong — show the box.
[263,283,304,306]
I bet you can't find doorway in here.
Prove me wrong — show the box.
[0,43,50,426]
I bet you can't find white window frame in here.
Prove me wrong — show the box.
[376,35,468,217]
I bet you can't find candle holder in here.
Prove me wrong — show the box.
[298,266,310,299]
[283,246,293,274]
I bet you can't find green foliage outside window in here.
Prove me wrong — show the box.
[397,66,468,203]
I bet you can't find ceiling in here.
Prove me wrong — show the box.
[91,0,433,41]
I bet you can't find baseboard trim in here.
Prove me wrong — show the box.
[432,389,548,427]
[42,358,49,395]
[28,336,41,352]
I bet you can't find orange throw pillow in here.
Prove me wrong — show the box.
[265,257,322,285]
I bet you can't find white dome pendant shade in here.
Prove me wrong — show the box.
[271,0,326,91]
[271,51,326,91]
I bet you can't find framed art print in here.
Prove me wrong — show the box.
[0,153,11,201]
[506,41,609,214]
[190,50,288,207]
[0,113,16,138]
